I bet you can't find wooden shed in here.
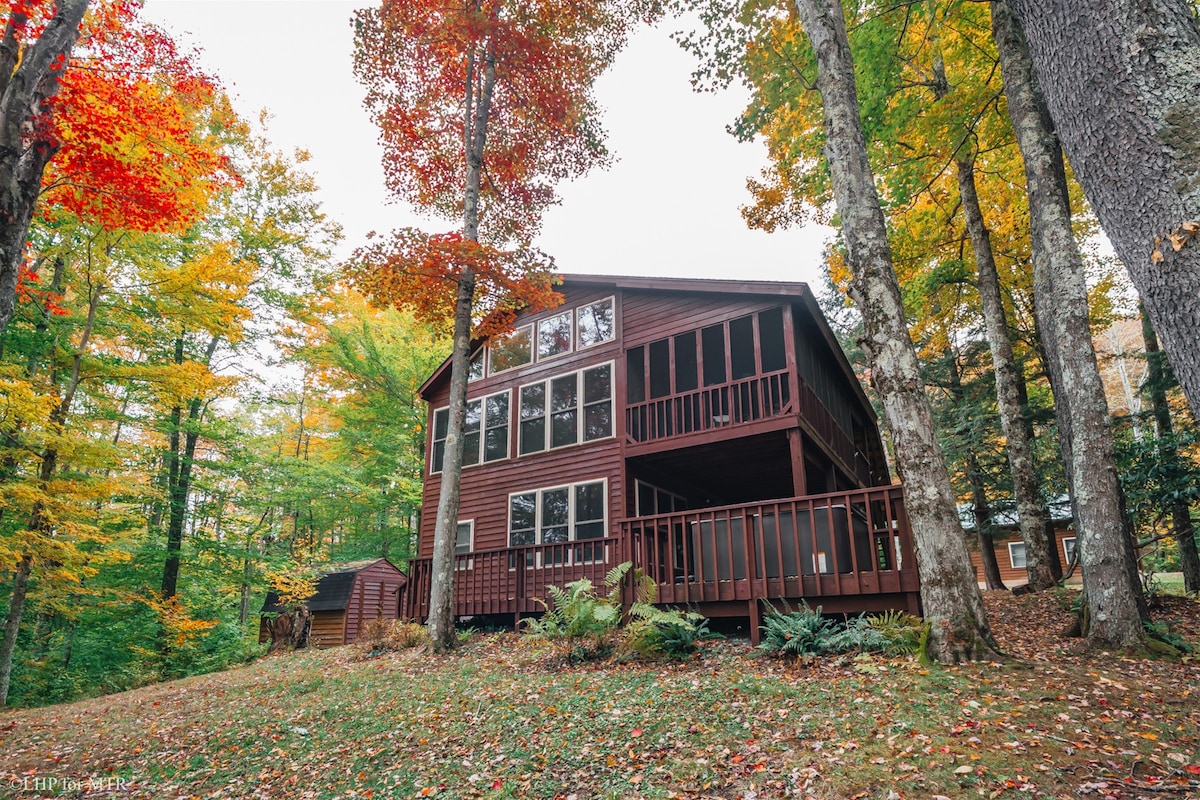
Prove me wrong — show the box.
[259,558,407,648]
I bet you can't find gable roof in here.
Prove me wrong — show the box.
[416,274,873,419]
[260,558,405,614]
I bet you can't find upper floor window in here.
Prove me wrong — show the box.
[468,349,485,381]
[430,390,510,473]
[489,325,532,374]
[537,311,573,360]
[518,363,613,455]
[577,297,615,348]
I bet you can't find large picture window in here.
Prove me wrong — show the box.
[431,390,510,473]
[518,364,613,455]
[508,479,608,566]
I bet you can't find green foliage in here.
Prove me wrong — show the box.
[1144,620,1192,654]
[620,574,713,660]
[522,562,630,663]
[757,604,926,658]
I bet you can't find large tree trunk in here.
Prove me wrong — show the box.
[992,0,1147,646]
[0,0,91,334]
[426,47,497,653]
[792,0,998,662]
[955,155,1056,590]
[0,554,32,707]
[1003,0,1200,426]
[1140,303,1200,593]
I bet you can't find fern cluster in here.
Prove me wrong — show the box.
[522,562,716,662]
[757,603,926,658]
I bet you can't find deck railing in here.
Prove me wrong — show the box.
[404,536,624,620]
[403,487,918,621]
[620,486,918,605]
[625,369,794,444]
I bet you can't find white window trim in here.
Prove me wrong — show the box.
[1063,536,1077,564]
[429,389,512,474]
[507,478,609,567]
[487,323,534,376]
[455,519,475,570]
[517,361,615,456]
[576,295,616,350]
[536,310,575,362]
[1007,541,1027,569]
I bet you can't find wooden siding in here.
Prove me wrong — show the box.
[420,439,624,557]
[309,611,346,648]
[970,527,1076,586]
[620,291,779,349]
[343,560,406,644]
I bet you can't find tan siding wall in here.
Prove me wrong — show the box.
[310,611,346,648]
[970,527,1076,585]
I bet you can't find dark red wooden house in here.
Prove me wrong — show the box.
[260,558,407,648]
[405,275,920,638]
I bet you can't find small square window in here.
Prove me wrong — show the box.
[537,312,573,360]
[577,298,614,348]
[1008,541,1027,569]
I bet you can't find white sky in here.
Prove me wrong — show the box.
[140,0,830,286]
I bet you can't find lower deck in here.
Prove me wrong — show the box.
[403,486,920,639]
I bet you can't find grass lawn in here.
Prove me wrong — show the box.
[2,591,1198,800]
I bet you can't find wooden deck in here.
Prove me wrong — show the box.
[403,486,921,635]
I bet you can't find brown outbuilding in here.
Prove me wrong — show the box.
[259,558,407,648]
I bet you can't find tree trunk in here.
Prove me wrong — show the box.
[1003,0,1200,426]
[0,0,91,334]
[0,554,32,707]
[160,335,219,604]
[992,0,1147,646]
[267,607,310,654]
[427,46,497,653]
[956,154,1056,590]
[971,473,1007,591]
[793,0,999,662]
[1140,302,1200,593]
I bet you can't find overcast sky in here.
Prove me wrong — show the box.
[141,0,831,287]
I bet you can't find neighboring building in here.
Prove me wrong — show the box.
[961,497,1077,587]
[260,558,407,648]
[404,275,921,639]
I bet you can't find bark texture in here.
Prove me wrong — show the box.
[1139,303,1200,593]
[427,47,496,653]
[955,155,1056,590]
[1004,0,1200,426]
[992,0,1147,646]
[0,0,91,333]
[793,0,998,662]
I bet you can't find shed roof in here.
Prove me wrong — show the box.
[260,558,404,614]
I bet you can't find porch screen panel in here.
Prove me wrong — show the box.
[674,331,698,392]
[729,315,756,380]
[626,346,646,403]
[758,308,786,372]
[701,325,726,386]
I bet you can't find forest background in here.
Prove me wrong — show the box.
[0,0,1196,707]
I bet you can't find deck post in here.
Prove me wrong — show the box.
[747,599,761,645]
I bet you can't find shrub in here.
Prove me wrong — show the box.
[355,618,429,656]
[757,605,926,658]
[619,572,714,660]
[757,602,841,657]
[522,562,629,662]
